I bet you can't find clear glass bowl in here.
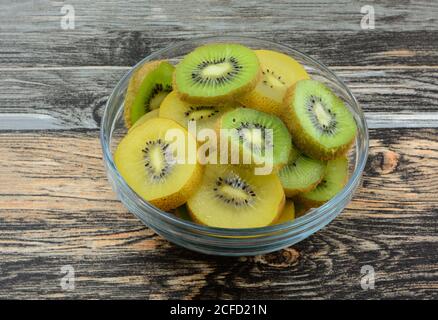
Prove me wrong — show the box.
[100,36,369,256]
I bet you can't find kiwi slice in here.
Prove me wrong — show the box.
[294,200,310,218]
[173,205,193,221]
[239,49,309,116]
[187,164,285,228]
[283,80,357,160]
[115,118,203,211]
[279,144,327,197]
[129,109,159,132]
[297,157,349,208]
[218,107,291,170]
[124,61,174,128]
[274,200,295,224]
[174,43,261,104]
[159,91,235,132]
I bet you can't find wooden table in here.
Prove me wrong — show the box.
[1,0,437,299]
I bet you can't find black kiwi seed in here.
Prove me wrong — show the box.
[142,139,174,181]
[146,83,172,110]
[261,68,286,86]
[213,175,256,206]
[235,122,273,155]
[184,106,220,121]
[190,57,243,86]
[306,95,338,135]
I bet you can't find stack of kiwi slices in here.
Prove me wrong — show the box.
[116,43,357,229]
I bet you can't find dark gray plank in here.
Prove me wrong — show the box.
[1,0,437,32]
[1,67,437,130]
[0,128,437,299]
[1,31,437,68]
[0,1,437,67]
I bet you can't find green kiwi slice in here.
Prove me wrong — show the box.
[218,107,291,170]
[124,61,174,127]
[297,157,349,207]
[279,144,327,197]
[283,80,357,160]
[174,43,261,104]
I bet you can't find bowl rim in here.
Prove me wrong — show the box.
[100,35,369,237]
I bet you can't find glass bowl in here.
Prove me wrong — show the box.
[100,36,369,256]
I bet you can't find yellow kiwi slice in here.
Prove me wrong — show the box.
[238,49,309,116]
[294,199,311,218]
[129,109,159,132]
[115,118,203,211]
[159,91,235,132]
[274,200,295,224]
[187,164,285,228]
[124,61,174,128]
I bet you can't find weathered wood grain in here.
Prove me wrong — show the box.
[0,0,437,67]
[1,30,437,68]
[1,67,437,130]
[1,0,437,301]
[0,129,437,299]
[2,0,436,33]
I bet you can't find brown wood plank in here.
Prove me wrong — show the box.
[0,129,437,299]
[1,67,437,130]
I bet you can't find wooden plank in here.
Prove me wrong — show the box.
[1,0,437,33]
[0,129,437,299]
[1,31,437,68]
[1,67,437,130]
[0,1,437,67]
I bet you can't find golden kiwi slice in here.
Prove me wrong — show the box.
[187,164,285,228]
[159,91,235,132]
[274,200,296,224]
[129,109,159,132]
[239,49,309,116]
[115,118,203,211]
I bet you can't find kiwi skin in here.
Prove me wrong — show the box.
[124,61,163,128]
[282,83,355,160]
[173,44,262,105]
